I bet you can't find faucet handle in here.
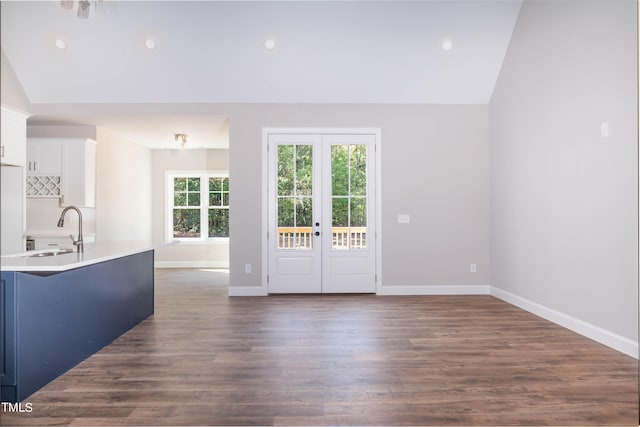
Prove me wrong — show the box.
[69,234,78,245]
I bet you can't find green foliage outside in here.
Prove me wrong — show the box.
[332,144,367,227]
[173,209,200,238]
[209,177,230,237]
[208,208,229,238]
[277,144,367,229]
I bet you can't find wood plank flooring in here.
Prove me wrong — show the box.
[2,268,638,426]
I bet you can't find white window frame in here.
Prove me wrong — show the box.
[165,170,229,244]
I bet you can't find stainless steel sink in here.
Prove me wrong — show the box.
[29,248,74,257]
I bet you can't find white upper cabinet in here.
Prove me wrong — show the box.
[26,138,97,207]
[0,106,28,167]
[27,139,62,175]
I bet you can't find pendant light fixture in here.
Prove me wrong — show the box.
[175,134,188,149]
[60,0,104,19]
[77,0,90,19]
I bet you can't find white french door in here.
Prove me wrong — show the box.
[266,130,377,293]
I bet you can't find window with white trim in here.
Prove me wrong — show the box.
[167,172,229,242]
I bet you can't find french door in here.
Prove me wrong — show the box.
[266,130,377,293]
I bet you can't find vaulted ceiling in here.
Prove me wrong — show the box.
[1,0,522,148]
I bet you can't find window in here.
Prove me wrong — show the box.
[167,172,229,242]
[208,177,230,238]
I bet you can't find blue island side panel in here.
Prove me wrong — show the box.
[1,273,17,403]
[11,250,154,402]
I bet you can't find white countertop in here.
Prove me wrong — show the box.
[1,241,166,272]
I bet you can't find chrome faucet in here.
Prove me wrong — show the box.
[57,206,84,252]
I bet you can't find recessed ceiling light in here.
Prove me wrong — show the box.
[441,38,454,51]
[264,38,276,50]
[144,37,157,50]
[54,38,67,50]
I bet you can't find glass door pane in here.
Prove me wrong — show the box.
[330,144,367,250]
[277,144,313,249]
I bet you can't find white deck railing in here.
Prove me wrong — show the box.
[278,226,367,249]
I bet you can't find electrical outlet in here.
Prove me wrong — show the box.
[470,264,477,273]
[245,264,252,274]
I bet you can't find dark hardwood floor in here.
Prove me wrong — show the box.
[2,269,638,426]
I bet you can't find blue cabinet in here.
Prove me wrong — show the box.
[1,274,17,402]
[0,250,154,402]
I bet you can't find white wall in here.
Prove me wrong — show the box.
[0,166,25,254]
[490,0,638,348]
[151,149,229,268]
[95,127,152,241]
[228,104,490,291]
[0,48,30,113]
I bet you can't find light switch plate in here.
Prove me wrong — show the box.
[397,214,410,224]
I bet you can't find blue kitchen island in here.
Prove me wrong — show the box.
[0,242,157,403]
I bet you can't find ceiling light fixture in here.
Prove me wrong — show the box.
[54,38,67,50]
[175,133,188,148]
[144,37,157,50]
[264,38,276,50]
[441,38,454,51]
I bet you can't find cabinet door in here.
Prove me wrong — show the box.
[0,274,17,389]
[0,108,27,167]
[27,139,62,175]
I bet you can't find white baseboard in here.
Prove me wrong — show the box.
[490,286,639,359]
[154,261,229,269]
[228,286,268,297]
[377,284,490,296]
[227,284,490,296]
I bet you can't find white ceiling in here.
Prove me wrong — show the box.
[1,0,522,148]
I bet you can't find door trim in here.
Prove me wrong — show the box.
[261,127,382,294]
